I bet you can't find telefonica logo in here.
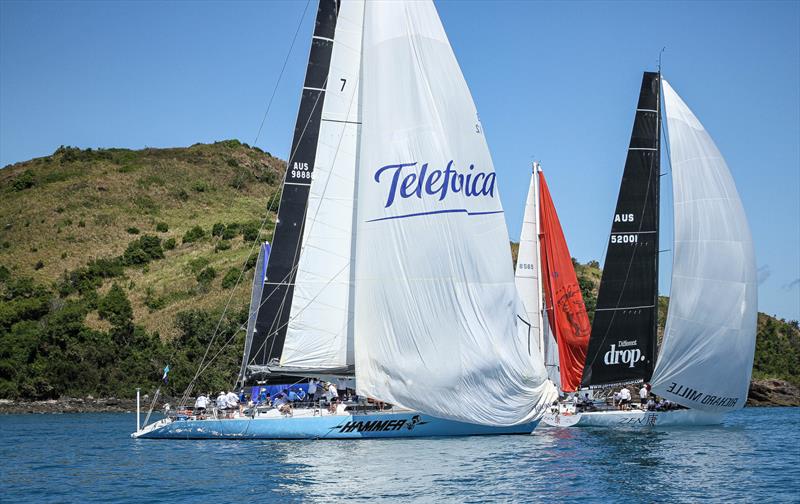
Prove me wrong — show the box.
[367,161,500,222]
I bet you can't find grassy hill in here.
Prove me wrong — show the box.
[0,145,796,402]
[0,141,282,399]
[0,141,282,339]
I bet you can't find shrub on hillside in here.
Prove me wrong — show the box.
[196,267,216,289]
[192,181,208,193]
[156,222,168,232]
[214,240,232,253]
[242,222,260,242]
[122,235,164,266]
[211,223,225,237]
[163,238,176,250]
[222,223,240,240]
[221,268,240,290]
[97,284,133,328]
[12,170,35,191]
[182,226,206,244]
[188,257,210,274]
[126,227,140,235]
[57,258,124,296]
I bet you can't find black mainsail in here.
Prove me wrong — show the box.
[581,71,661,388]
[245,0,340,378]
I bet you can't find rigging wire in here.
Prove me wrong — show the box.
[253,0,312,148]
[175,2,315,408]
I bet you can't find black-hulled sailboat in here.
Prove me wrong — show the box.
[542,71,757,428]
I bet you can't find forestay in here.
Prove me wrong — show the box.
[354,0,555,426]
[651,79,757,413]
[279,0,364,372]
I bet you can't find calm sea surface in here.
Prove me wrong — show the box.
[1,407,798,503]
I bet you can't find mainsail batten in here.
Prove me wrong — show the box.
[353,0,554,426]
[650,79,757,413]
[581,72,661,389]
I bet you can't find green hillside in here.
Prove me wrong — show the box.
[0,141,282,399]
[0,145,796,402]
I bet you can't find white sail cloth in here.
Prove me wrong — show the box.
[514,169,543,352]
[280,0,364,370]
[354,0,555,426]
[651,79,757,413]
[543,313,562,390]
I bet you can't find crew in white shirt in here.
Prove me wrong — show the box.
[216,391,227,410]
[639,385,649,407]
[325,382,339,413]
[194,394,209,417]
[225,391,239,411]
[618,388,632,410]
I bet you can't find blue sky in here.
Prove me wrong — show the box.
[1,1,798,321]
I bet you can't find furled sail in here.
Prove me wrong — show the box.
[354,0,555,426]
[514,166,543,354]
[246,0,345,374]
[237,242,269,387]
[277,0,364,374]
[542,313,561,390]
[581,72,661,389]
[538,170,591,392]
[650,79,757,413]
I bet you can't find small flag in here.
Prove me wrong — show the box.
[162,364,170,384]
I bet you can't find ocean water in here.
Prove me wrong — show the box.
[1,407,798,503]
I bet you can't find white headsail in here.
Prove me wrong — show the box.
[514,167,543,352]
[354,0,554,426]
[279,0,365,371]
[651,79,757,412]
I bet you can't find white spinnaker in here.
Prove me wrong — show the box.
[354,0,555,426]
[650,79,757,413]
[280,0,364,370]
[514,169,542,351]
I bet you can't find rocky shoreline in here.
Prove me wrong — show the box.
[0,380,797,414]
[0,395,170,415]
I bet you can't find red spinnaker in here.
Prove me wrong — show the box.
[538,171,590,392]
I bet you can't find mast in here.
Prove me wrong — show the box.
[581,71,661,389]
[533,162,545,354]
[245,0,341,378]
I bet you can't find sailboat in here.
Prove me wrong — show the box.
[514,162,591,396]
[541,71,757,428]
[133,0,556,440]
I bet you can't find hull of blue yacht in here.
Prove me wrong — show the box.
[133,409,539,439]
[540,409,723,428]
